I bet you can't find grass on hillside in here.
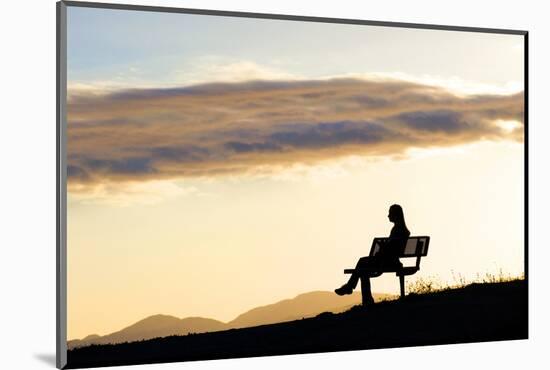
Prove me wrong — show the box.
[406,269,524,296]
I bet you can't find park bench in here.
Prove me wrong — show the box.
[344,236,430,304]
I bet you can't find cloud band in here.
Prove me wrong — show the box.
[67,78,524,188]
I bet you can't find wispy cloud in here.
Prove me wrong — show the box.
[67,77,523,191]
[68,60,297,97]
[69,180,197,207]
[174,59,297,86]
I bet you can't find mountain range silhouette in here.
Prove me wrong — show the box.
[67,280,527,369]
[68,290,394,348]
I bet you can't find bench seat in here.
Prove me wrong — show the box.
[344,266,419,276]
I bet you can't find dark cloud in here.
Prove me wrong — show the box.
[84,157,156,175]
[268,121,391,149]
[67,165,90,182]
[67,77,524,187]
[395,110,465,132]
[224,141,283,153]
[150,146,210,162]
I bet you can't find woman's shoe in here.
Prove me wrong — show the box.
[335,284,353,295]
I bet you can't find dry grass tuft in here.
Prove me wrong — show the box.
[406,269,524,295]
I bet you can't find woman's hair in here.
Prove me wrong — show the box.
[390,204,407,228]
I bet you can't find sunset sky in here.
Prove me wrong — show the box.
[66,6,524,340]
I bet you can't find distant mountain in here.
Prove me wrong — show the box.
[68,291,395,349]
[68,315,227,349]
[227,291,392,328]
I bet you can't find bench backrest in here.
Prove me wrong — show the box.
[369,236,430,268]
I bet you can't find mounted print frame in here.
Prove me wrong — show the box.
[56,1,528,368]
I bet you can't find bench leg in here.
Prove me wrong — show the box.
[399,275,405,299]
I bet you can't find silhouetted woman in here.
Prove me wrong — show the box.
[335,204,410,305]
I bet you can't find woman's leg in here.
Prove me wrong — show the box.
[360,275,375,305]
[335,256,372,295]
[347,256,371,289]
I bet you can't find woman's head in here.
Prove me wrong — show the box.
[388,204,405,225]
